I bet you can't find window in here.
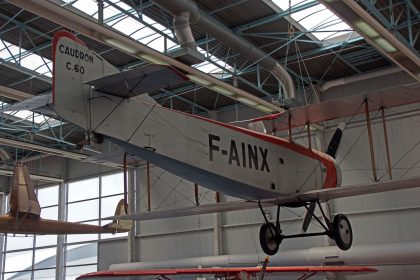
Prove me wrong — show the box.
[2,185,59,280]
[63,172,128,277]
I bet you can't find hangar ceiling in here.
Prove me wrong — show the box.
[0,0,418,174]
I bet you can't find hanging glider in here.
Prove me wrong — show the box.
[0,163,131,235]
[52,30,420,255]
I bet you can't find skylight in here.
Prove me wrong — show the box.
[272,0,352,41]
[69,0,232,76]
[0,40,52,77]
[0,39,56,126]
[71,0,179,54]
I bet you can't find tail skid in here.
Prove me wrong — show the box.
[102,199,132,233]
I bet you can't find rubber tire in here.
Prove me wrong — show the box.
[259,223,280,255]
[332,214,353,251]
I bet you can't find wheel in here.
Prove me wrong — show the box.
[259,223,281,255]
[332,214,352,250]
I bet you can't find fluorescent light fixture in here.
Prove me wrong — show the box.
[354,21,379,38]
[211,85,236,96]
[321,0,420,82]
[139,54,169,65]
[256,105,275,113]
[374,38,397,53]
[186,74,212,86]
[237,97,258,107]
[104,38,138,54]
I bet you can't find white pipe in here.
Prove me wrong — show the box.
[110,241,420,270]
[174,12,197,48]
[320,67,402,92]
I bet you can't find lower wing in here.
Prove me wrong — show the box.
[106,177,420,221]
[77,266,377,279]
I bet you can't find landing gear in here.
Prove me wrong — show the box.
[259,223,281,255]
[258,201,353,255]
[258,202,283,256]
[332,214,352,250]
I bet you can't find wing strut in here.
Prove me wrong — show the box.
[364,99,378,181]
[123,153,129,214]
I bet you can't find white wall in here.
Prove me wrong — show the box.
[96,76,420,278]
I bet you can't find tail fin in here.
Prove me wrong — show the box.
[102,199,132,233]
[9,163,41,218]
[52,31,118,130]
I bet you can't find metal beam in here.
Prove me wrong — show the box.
[0,136,87,160]
[359,0,416,50]
[0,58,52,85]
[321,0,420,82]
[0,84,33,101]
[9,0,284,114]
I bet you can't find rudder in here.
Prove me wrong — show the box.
[52,31,118,130]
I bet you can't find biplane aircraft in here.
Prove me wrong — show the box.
[51,30,420,255]
[0,163,131,235]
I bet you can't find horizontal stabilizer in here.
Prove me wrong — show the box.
[106,177,420,221]
[83,149,143,167]
[85,64,188,98]
[1,94,54,115]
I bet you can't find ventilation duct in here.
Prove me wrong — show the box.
[320,67,402,92]
[152,0,296,99]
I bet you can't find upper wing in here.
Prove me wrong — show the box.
[106,177,420,221]
[85,64,188,98]
[246,83,420,133]
[76,266,376,279]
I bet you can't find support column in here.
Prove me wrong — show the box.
[97,0,104,25]
[127,168,136,262]
[134,167,142,261]
[56,181,66,280]
[214,192,223,255]
[146,162,151,212]
[0,193,5,276]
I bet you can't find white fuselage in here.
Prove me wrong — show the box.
[53,32,339,200]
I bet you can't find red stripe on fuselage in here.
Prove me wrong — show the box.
[174,110,338,189]
[51,31,337,189]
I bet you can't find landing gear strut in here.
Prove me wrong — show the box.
[258,201,352,255]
